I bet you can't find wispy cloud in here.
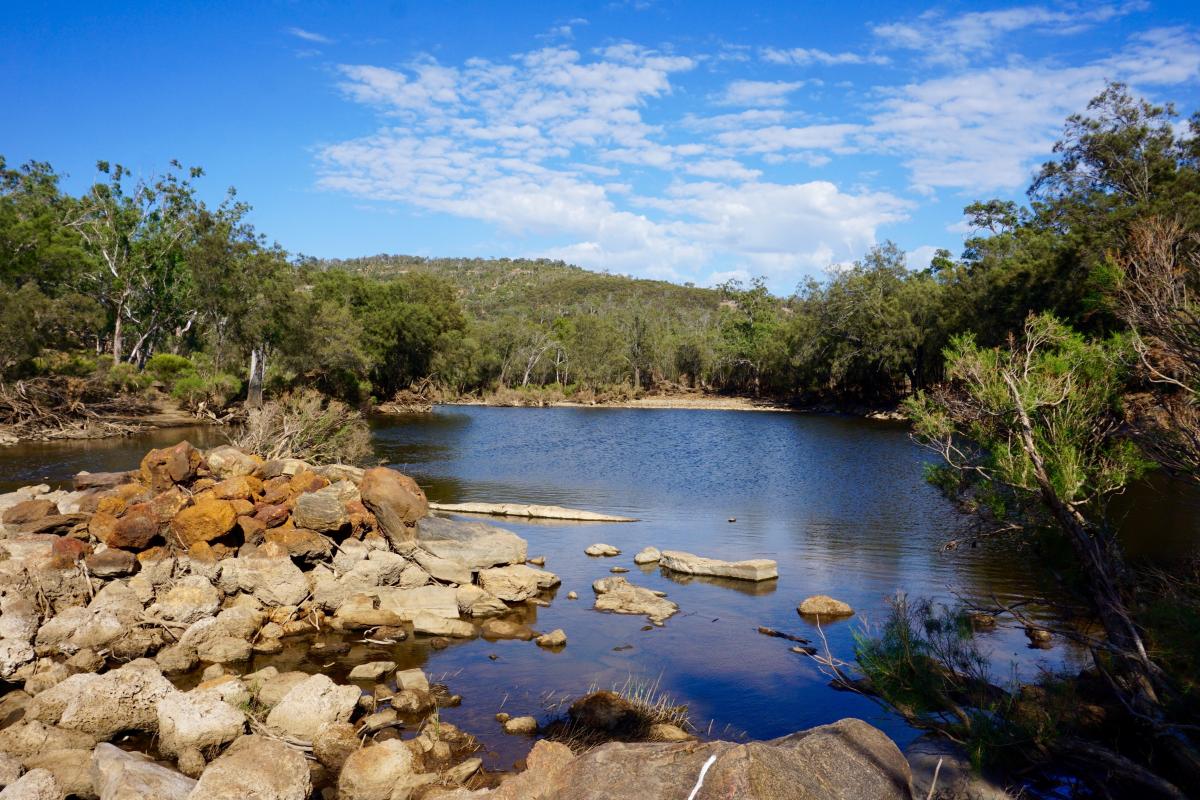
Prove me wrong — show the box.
[319,45,907,284]
[872,2,1148,66]
[713,79,806,107]
[312,5,1198,286]
[287,26,333,44]
[761,47,889,67]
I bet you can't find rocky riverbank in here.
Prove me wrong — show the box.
[0,440,921,799]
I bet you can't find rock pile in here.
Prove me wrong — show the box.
[0,440,560,798]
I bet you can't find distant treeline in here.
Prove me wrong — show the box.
[0,83,1196,410]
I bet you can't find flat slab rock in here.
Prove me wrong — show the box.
[659,550,778,581]
[416,515,528,570]
[430,717,913,800]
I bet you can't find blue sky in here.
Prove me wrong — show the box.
[3,1,1199,292]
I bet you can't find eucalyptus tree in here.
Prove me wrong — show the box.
[65,160,202,363]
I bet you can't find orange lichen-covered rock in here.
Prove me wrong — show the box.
[148,487,191,524]
[213,475,263,501]
[359,467,428,546]
[108,504,161,549]
[140,441,204,492]
[170,498,237,548]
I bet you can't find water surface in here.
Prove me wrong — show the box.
[1,407,1194,771]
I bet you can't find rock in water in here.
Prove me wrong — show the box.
[659,550,777,581]
[503,716,538,735]
[584,543,620,557]
[797,595,854,619]
[592,577,678,625]
[416,515,527,569]
[536,629,567,648]
[359,467,428,547]
[633,546,661,564]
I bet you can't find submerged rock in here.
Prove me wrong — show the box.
[659,549,778,581]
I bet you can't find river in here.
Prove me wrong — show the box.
[1,406,1195,771]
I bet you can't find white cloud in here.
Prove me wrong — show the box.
[319,45,907,284]
[906,245,940,270]
[287,26,332,44]
[713,79,806,107]
[862,26,1200,191]
[761,47,888,66]
[873,2,1148,66]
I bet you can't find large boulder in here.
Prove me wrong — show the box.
[55,661,176,739]
[292,481,356,532]
[359,467,428,546]
[140,442,203,493]
[432,718,912,800]
[0,720,99,761]
[90,742,196,800]
[187,735,311,800]
[21,749,91,799]
[659,550,778,582]
[204,446,260,480]
[156,689,246,758]
[217,550,307,607]
[416,516,526,569]
[337,739,421,800]
[478,565,559,603]
[169,499,237,549]
[0,768,60,800]
[151,576,221,624]
[264,674,359,741]
[592,577,678,626]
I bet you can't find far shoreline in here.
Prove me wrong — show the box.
[435,395,906,419]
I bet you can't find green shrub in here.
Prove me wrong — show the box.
[105,362,151,393]
[145,353,194,384]
[31,350,98,377]
[171,372,242,409]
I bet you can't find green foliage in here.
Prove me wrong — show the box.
[144,353,194,384]
[855,595,1077,771]
[906,313,1151,526]
[104,362,151,393]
